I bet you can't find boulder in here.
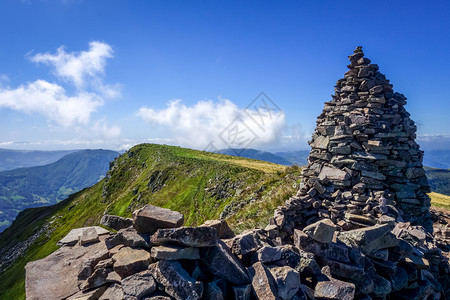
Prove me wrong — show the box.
[26,238,108,300]
[121,270,156,298]
[233,284,251,300]
[257,246,282,264]
[100,214,133,231]
[248,262,278,300]
[133,205,184,234]
[105,227,149,249]
[150,226,217,247]
[337,224,392,251]
[303,219,336,243]
[314,279,355,300]
[226,229,268,256]
[78,227,100,246]
[200,219,235,239]
[149,260,203,300]
[268,265,301,300]
[112,247,151,278]
[98,283,124,300]
[200,240,249,285]
[151,245,200,260]
[57,226,110,247]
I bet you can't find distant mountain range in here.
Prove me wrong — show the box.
[423,150,450,169]
[0,149,78,172]
[216,148,309,166]
[0,149,119,232]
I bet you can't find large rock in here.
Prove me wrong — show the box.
[78,227,100,246]
[318,166,350,181]
[133,205,184,234]
[112,247,151,278]
[57,226,110,246]
[151,245,200,260]
[226,229,268,256]
[149,260,203,300]
[98,283,124,300]
[200,240,249,285]
[248,262,278,300]
[26,237,109,300]
[121,270,156,298]
[100,214,133,231]
[314,279,355,300]
[200,219,235,239]
[303,219,336,243]
[268,265,301,300]
[337,224,393,252]
[105,227,149,249]
[150,226,218,247]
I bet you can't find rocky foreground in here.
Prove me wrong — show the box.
[26,203,449,300]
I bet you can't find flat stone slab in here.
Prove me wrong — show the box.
[112,247,151,278]
[58,227,110,247]
[314,279,355,300]
[151,245,200,260]
[133,205,184,234]
[150,226,217,247]
[26,237,108,300]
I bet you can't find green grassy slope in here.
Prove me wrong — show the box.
[0,149,119,231]
[0,143,301,299]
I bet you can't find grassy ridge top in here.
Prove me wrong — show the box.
[429,192,450,210]
[0,143,300,299]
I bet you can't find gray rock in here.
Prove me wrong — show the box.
[233,284,251,300]
[200,219,235,239]
[204,281,225,300]
[112,247,151,278]
[121,270,156,298]
[257,246,282,264]
[150,226,217,247]
[133,205,184,234]
[318,166,350,181]
[303,219,336,243]
[268,265,301,300]
[248,262,278,300]
[151,245,200,260]
[337,223,392,250]
[26,237,109,300]
[78,227,100,246]
[98,283,124,300]
[391,266,408,292]
[371,274,392,297]
[200,240,249,285]
[100,214,133,231]
[149,260,203,300]
[226,229,268,256]
[314,279,355,300]
[58,226,110,247]
[105,227,149,249]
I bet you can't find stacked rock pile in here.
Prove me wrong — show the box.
[26,203,449,299]
[274,46,432,237]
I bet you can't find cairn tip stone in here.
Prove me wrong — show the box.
[132,205,184,234]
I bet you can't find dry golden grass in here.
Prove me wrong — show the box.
[217,158,285,173]
[429,192,450,210]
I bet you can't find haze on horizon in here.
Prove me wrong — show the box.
[0,1,449,152]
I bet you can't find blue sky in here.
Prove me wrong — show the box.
[0,0,449,151]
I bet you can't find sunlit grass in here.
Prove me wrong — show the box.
[429,192,450,210]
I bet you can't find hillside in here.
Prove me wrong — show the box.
[0,149,119,231]
[0,143,301,299]
[425,167,450,196]
[216,148,293,166]
[0,149,77,172]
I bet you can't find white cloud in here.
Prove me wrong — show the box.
[30,41,113,89]
[137,98,285,150]
[0,79,103,126]
[0,42,121,140]
[92,119,121,139]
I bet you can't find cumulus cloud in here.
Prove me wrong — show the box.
[0,41,121,138]
[137,98,285,150]
[30,41,113,88]
[0,80,103,126]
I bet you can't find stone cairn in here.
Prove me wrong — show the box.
[25,48,449,300]
[274,46,432,236]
